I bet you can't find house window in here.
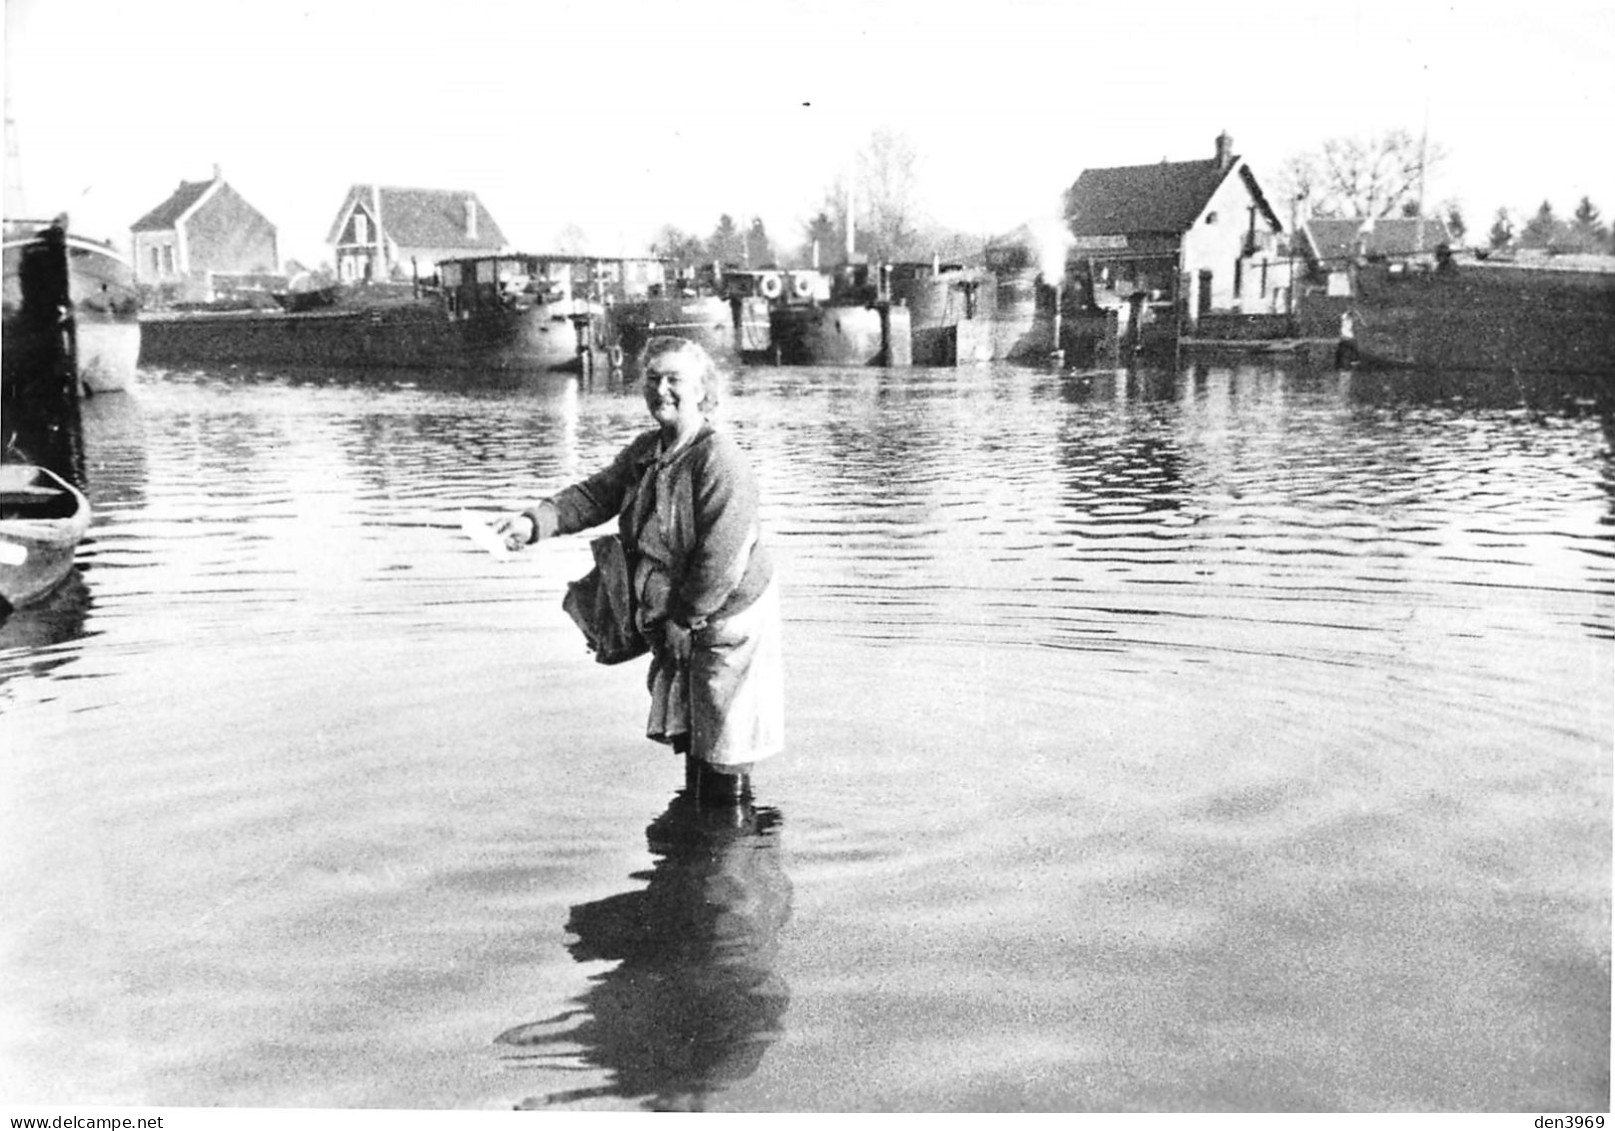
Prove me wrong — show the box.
[355,214,368,244]
[1260,259,1268,298]
[162,245,175,275]
[1233,258,1243,299]
[151,247,162,277]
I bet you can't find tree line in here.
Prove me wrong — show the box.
[570,126,1614,268]
[1282,129,1613,254]
[1483,198,1612,254]
[604,129,988,270]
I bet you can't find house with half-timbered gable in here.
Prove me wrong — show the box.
[326,186,508,282]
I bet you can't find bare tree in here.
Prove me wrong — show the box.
[856,128,922,260]
[1284,130,1444,219]
[1275,153,1321,216]
[814,174,861,261]
[649,225,706,264]
[808,129,925,263]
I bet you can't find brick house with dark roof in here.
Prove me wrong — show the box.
[1063,133,1297,325]
[326,185,508,282]
[129,166,280,301]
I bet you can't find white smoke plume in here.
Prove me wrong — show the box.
[1026,214,1071,285]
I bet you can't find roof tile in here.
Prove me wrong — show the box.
[1306,216,1453,263]
[1065,159,1236,236]
[130,180,215,232]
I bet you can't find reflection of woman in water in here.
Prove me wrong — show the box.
[498,790,792,1111]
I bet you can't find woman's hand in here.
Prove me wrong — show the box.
[491,513,536,552]
[661,620,693,664]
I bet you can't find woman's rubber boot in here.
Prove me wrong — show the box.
[697,765,750,808]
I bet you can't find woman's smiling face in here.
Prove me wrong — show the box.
[643,350,707,435]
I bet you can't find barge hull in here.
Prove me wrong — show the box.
[1353,262,1615,376]
[768,304,912,367]
[605,296,771,376]
[139,304,583,372]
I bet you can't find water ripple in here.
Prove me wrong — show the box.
[2,359,1608,1110]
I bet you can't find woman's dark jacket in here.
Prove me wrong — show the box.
[526,424,773,629]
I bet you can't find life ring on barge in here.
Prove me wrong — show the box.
[790,272,815,300]
[758,273,784,300]
[607,344,624,370]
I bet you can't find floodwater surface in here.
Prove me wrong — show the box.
[1,357,1609,1111]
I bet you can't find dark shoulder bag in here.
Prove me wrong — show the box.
[562,534,649,665]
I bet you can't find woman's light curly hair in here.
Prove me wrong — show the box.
[639,335,721,412]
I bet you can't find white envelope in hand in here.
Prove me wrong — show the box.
[459,510,514,560]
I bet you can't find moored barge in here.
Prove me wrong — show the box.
[601,262,772,377]
[888,260,996,365]
[139,252,601,373]
[1351,255,1615,376]
[767,262,912,367]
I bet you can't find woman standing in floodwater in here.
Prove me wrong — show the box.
[492,336,783,804]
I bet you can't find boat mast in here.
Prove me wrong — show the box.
[4,93,26,219]
[844,179,855,264]
[3,0,26,222]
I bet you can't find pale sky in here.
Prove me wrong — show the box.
[5,0,1612,266]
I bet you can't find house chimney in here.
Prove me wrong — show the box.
[1214,132,1233,170]
[212,163,222,181]
[465,197,477,240]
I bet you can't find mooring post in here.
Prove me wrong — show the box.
[3,220,85,481]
